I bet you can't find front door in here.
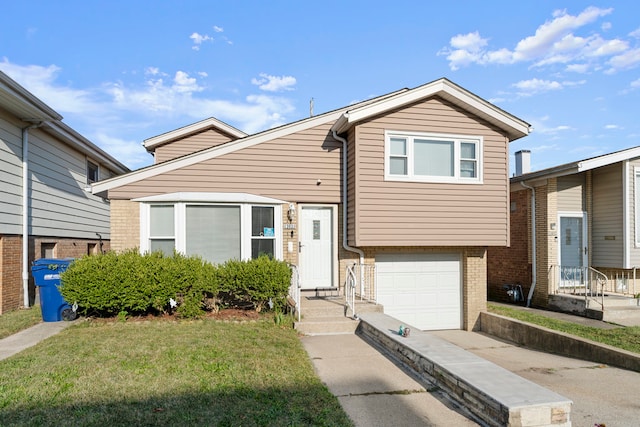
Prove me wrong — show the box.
[559,213,588,287]
[299,206,333,289]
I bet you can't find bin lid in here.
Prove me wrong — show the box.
[32,258,75,266]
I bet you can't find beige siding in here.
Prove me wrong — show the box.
[557,174,584,211]
[154,128,237,163]
[592,163,623,267]
[109,122,342,203]
[350,96,510,247]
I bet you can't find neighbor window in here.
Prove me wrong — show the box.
[385,131,482,183]
[87,160,99,183]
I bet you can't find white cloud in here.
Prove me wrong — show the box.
[190,32,212,50]
[213,26,224,33]
[0,60,299,168]
[605,124,621,130]
[512,78,563,96]
[251,73,297,92]
[606,48,640,73]
[440,6,633,73]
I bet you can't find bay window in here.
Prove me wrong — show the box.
[142,202,281,263]
[385,131,482,183]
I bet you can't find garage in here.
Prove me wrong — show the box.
[375,253,462,330]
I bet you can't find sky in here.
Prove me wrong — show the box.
[2,1,640,174]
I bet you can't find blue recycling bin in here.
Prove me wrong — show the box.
[31,258,77,322]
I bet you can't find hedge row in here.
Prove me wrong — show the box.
[60,250,292,318]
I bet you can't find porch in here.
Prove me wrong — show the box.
[548,264,640,326]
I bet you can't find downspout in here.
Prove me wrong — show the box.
[332,130,365,276]
[22,123,42,308]
[520,181,536,307]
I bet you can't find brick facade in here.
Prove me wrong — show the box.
[487,189,532,302]
[110,200,140,253]
[0,234,110,314]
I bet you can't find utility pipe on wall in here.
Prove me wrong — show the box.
[520,181,536,307]
[332,130,365,282]
[21,123,42,308]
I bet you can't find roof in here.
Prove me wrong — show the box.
[92,78,530,195]
[143,117,248,152]
[512,145,640,183]
[0,70,129,174]
[331,78,531,141]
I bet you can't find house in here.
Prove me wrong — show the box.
[0,71,129,314]
[92,78,530,331]
[488,148,640,318]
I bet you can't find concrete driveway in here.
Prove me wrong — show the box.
[433,330,640,427]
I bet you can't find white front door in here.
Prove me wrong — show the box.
[299,206,333,289]
[558,213,588,287]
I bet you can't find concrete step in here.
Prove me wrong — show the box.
[294,316,360,335]
[601,295,640,308]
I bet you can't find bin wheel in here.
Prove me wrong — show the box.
[61,308,78,321]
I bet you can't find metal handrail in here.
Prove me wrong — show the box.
[550,264,607,310]
[345,263,357,319]
[288,265,301,322]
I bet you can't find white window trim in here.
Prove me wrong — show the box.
[140,202,283,261]
[384,130,483,184]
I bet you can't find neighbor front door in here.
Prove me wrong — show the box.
[299,206,333,289]
[558,213,588,287]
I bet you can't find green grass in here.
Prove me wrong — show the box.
[488,303,640,354]
[0,317,353,427]
[0,307,43,339]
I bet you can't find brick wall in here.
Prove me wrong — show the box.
[0,234,111,314]
[487,189,532,302]
[110,199,140,253]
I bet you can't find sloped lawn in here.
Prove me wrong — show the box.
[0,317,353,427]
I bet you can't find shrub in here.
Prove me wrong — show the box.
[60,250,218,318]
[218,255,291,312]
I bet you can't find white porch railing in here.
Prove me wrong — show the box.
[288,265,301,322]
[549,264,608,310]
[345,263,376,319]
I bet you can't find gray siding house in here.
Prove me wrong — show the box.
[0,71,129,313]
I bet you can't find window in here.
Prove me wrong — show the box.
[41,243,56,258]
[87,160,99,183]
[143,203,281,263]
[186,205,241,264]
[385,131,482,183]
[149,205,175,256]
[251,206,275,258]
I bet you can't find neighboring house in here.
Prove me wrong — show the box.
[0,71,129,314]
[92,78,530,331]
[488,148,640,314]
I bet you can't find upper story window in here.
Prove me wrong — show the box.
[87,160,99,184]
[385,131,482,183]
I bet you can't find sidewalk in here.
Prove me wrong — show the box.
[0,321,73,361]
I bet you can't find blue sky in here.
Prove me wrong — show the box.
[2,1,640,174]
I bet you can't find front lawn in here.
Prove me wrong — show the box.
[0,317,353,427]
[0,307,42,339]
[488,303,640,354]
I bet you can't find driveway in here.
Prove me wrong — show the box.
[433,330,640,427]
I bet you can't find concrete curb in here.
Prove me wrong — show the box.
[480,312,640,373]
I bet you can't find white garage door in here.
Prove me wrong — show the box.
[376,253,461,330]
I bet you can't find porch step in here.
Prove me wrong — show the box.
[294,296,384,335]
[294,316,360,335]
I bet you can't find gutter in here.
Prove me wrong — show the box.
[332,130,365,275]
[22,123,44,308]
[520,181,536,307]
